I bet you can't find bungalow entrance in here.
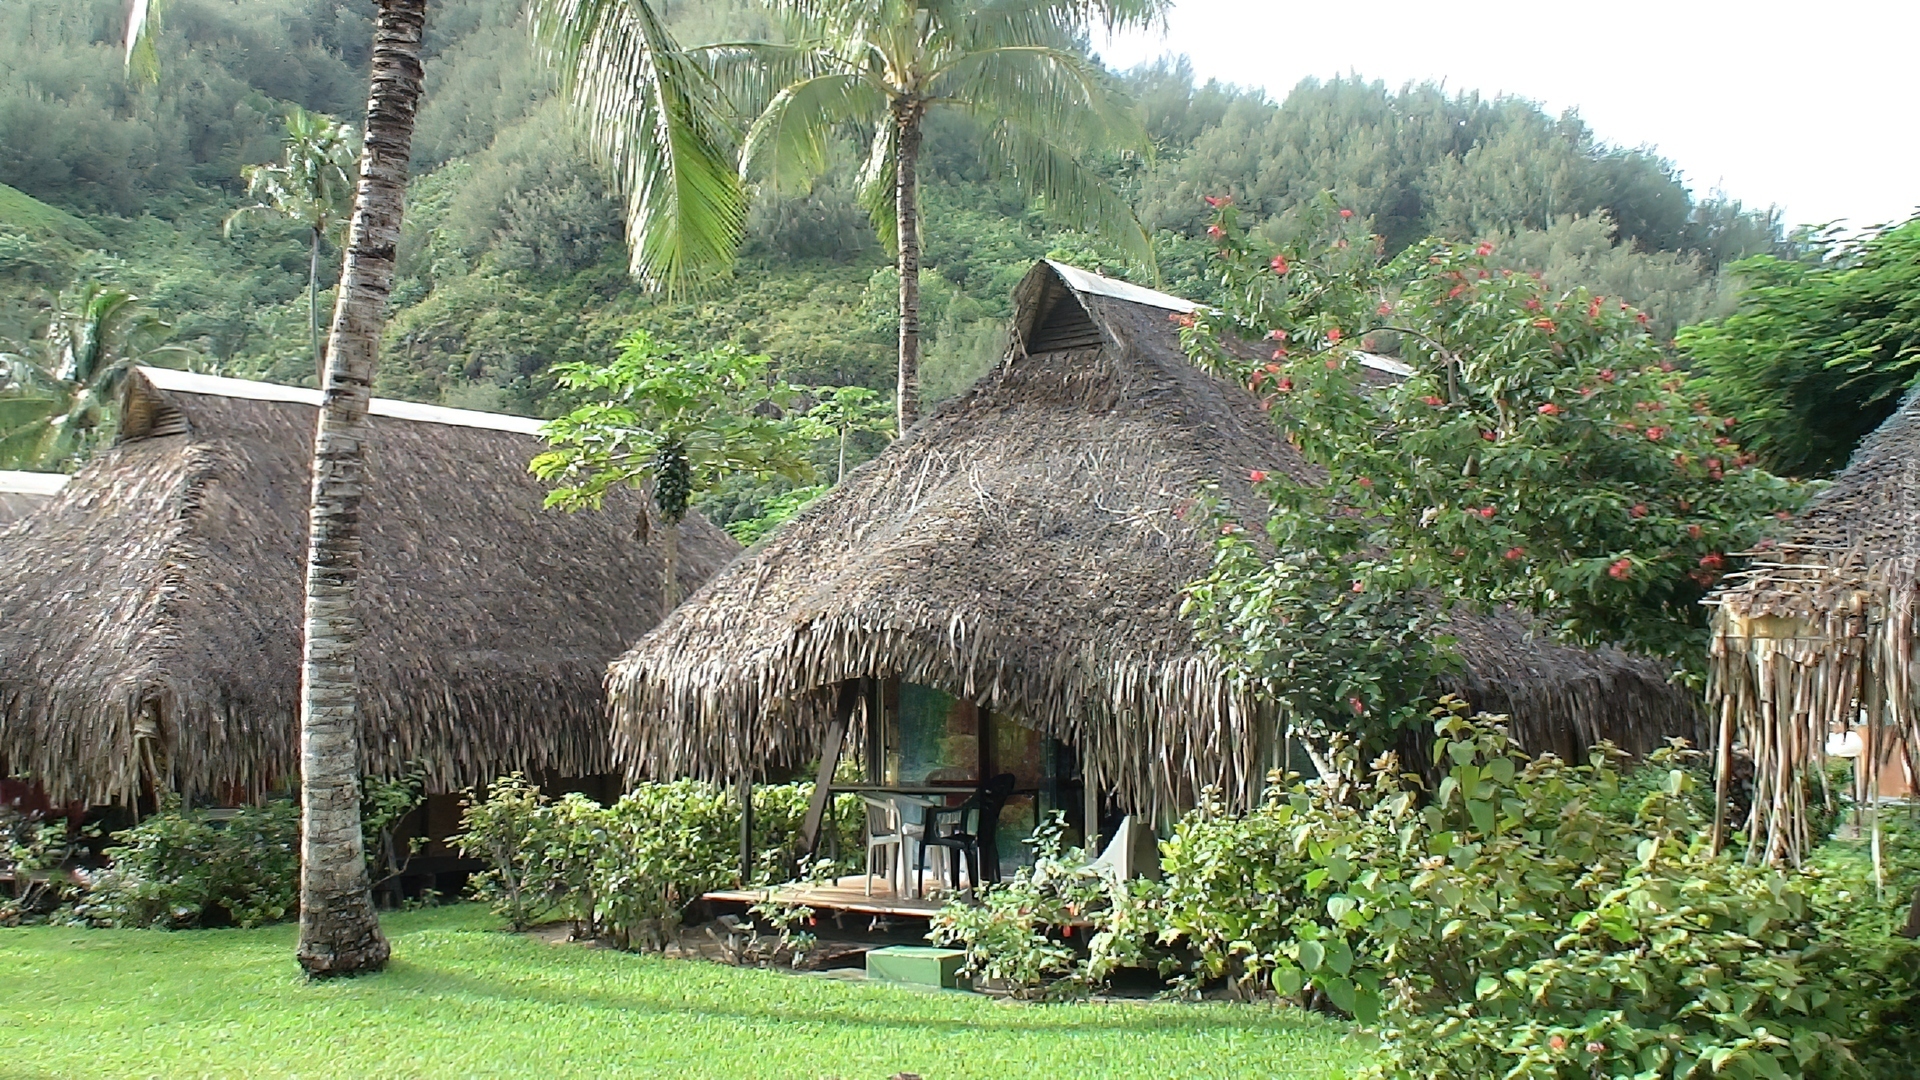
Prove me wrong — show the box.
[712,678,1107,917]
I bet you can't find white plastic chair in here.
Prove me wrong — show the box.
[860,796,903,897]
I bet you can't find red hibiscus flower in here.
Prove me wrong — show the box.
[1645,426,1667,441]
[1524,298,1543,311]
[1356,476,1373,488]
[1629,503,1648,518]
[1538,402,1560,416]
[1607,559,1632,580]
[1339,208,1354,219]
[1422,395,1444,406]
[1268,328,1288,341]
[1275,377,1293,392]
[1475,241,1494,256]
[1348,696,1365,714]
[1271,255,1289,274]
[1599,368,1616,382]
[1249,469,1267,483]
[1550,1035,1567,1051]
[1688,524,1703,538]
[1327,327,1342,343]
[1448,284,1468,299]
[1504,546,1525,560]
[1479,506,1497,519]
[1206,224,1225,239]
[1533,318,1557,332]
[1481,430,1496,441]
[1203,194,1232,208]
[1377,301,1393,315]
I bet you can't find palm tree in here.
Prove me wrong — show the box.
[534,0,1168,434]
[0,284,192,469]
[226,107,358,387]
[129,0,429,977]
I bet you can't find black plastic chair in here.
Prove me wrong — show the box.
[918,773,1016,891]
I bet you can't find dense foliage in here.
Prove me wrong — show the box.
[1681,215,1920,477]
[453,775,864,947]
[932,703,1920,1078]
[73,799,302,930]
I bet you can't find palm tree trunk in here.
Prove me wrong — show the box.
[893,103,923,434]
[309,226,323,387]
[295,0,426,978]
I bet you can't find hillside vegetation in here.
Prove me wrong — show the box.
[0,0,1789,500]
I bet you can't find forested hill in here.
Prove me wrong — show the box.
[1,0,1787,426]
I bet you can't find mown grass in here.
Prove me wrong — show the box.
[0,904,1366,1079]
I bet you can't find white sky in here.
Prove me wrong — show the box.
[1096,0,1919,232]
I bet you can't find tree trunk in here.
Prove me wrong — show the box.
[893,103,923,435]
[309,226,323,387]
[295,0,426,979]
[662,513,681,611]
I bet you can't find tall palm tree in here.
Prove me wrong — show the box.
[129,0,429,977]
[0,284,192,469]
[227,107,359,387]
[535,0,1168,434]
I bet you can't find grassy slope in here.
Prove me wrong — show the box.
[0,905,1366,1080]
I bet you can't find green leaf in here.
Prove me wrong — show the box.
[1297,939,1325,972]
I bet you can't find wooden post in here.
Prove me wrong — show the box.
[738,772,753,886]
[1083,763,1101,855]
[799,682,860,859]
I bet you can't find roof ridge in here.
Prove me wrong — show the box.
[132,366,548,436]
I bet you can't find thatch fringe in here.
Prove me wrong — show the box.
[1709,408,1920,863]
[610,262,1700,814]
[0,368,738,805]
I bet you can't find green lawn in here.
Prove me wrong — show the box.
[0,905,1366,1079]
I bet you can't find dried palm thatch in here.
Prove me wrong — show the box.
[1709,388,1920,865]
[0,367,738,806]
[0,469,66,525]
[609,261,1699,815]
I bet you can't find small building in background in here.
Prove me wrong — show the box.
[0,367,738,856]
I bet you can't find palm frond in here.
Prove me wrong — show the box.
[741,73,886,195]
[855,121,899,252]
[982,119,1154,273]
[686,41,853,126]
[530,0,747,292]
[935,44,1142,151]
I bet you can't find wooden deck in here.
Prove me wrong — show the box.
[704,875,954,918]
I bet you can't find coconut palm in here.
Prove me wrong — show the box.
[226,107,358,387]
[0,284,193,470]
[128,0,435,977]
[533,0,1168,433]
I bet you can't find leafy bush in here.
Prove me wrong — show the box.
[75,799,300,929]
[928,814,1135,996]
[454,777,863,947]
[942,701,1920,1077]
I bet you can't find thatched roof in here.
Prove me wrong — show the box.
[0,470,66,525]
[609,261,1698,813]
[1708,387,1920,860]
[0,367,738,805]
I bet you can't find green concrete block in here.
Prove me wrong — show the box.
[866,945,967,989]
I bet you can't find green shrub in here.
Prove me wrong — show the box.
[942,699,1919,1077]
[76,799,300,929]
[454,777,863,947]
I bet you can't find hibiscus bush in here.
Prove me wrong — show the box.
[1177,196,1804,741]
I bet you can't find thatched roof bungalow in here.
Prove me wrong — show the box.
[610,261,1699,816]
[0,469,66,524]
[1709,387,1920,858]
[0,367,737,806]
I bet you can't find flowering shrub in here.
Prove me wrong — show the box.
[1177,195,1804,743]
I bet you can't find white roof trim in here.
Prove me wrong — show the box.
[1041,265,1416,378]
[0,470,68,496]
[134,367,548,436]
[1357,352,1414,377]
[1045,261,1198,314]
